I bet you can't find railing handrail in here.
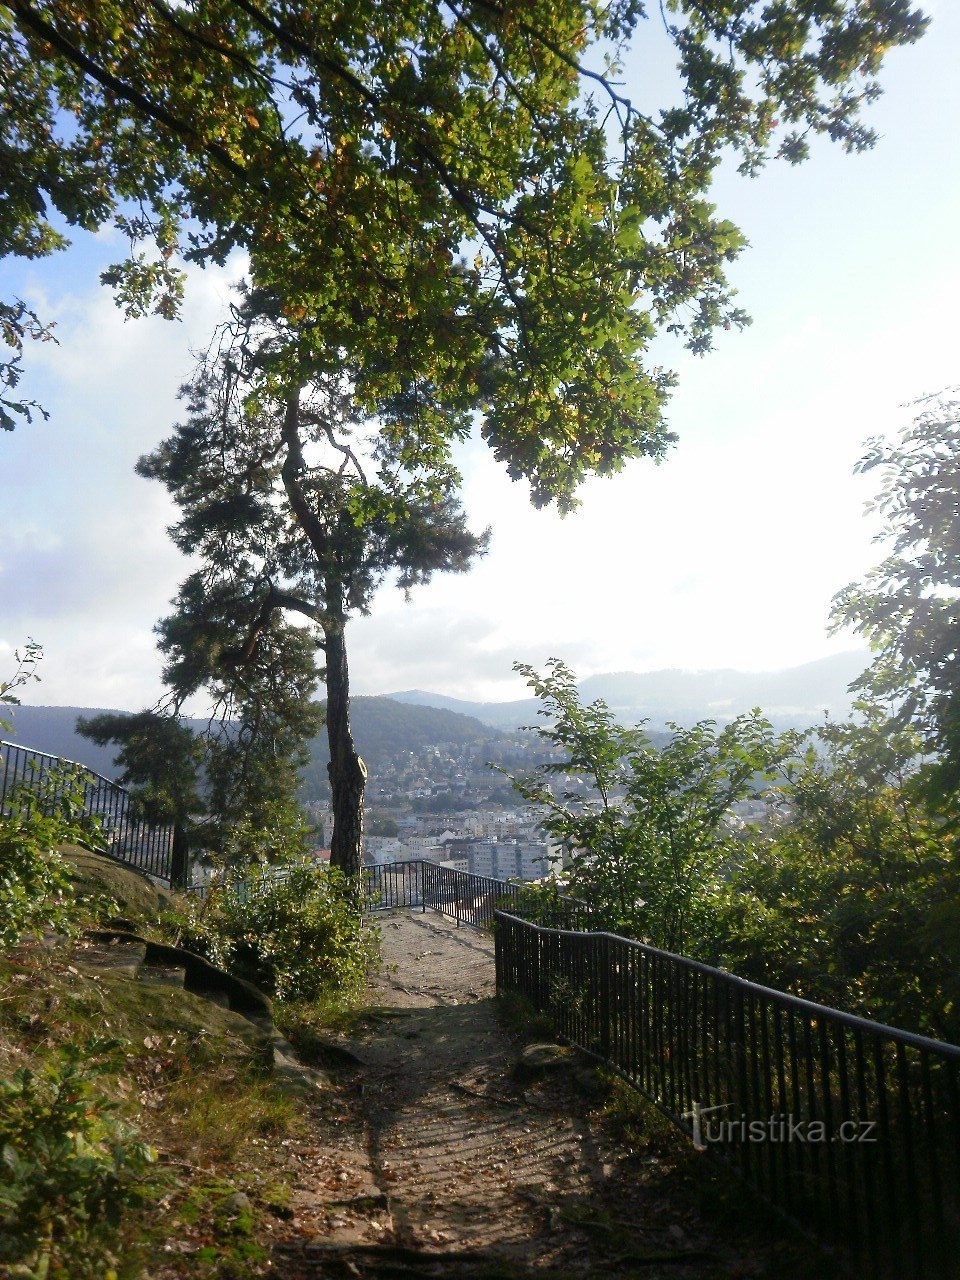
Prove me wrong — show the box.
[0,738,128,792]
[368,859,960,1057]
[367,857,588,905]
[1,738,177,885]
[493,909,960,1060]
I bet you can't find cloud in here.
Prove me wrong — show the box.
[347,606,603,700]
[0,255,243,708]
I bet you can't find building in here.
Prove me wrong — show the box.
[466,839,555,882]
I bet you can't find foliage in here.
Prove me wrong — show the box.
[0,638,42,730]
[2,1,926,501]
[0,1037,155,1280]
[217,794,312,867]
[509,659,960,1037]
[505,659,793,954]
[182,861,376,1002]
[0,767,110,948]
[410,791,474,815]
[0,299,55,432]
[2,648,119,945]
[713,710,960,1039]
[832,391,960,798]
[366,811,398,838]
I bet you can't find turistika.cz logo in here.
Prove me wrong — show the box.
[682,1102,878,1152]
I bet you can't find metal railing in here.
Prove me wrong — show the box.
[362,858,591,931]
[494,911,960,1279]
[1,740,176,884]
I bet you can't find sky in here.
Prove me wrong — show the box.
[2,5,959,710]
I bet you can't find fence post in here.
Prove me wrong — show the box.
[599,933,612,1061]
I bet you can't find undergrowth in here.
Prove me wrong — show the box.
[0,942,305,1279]
[0,779,377,1277]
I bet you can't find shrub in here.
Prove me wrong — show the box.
[0,1038,155,1279]
[0,769,110,949]
[182,861,377,1002]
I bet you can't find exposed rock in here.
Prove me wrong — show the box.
[513,1042,574,1080]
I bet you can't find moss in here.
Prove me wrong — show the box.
[0,940,304,1277]
[0,946,270,1085]
[58,844,177,926]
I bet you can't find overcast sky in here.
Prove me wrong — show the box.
[2,5,958,711]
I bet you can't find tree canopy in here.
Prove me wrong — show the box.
[504,658,792,953]
[832,391,960,795]
[2,0,927,505]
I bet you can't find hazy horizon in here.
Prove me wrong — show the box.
[6,649,869,721]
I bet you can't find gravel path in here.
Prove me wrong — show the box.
[271,912,821,1279]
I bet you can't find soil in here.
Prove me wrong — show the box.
[269,911,827,1279]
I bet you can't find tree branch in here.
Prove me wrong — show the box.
[10,0,254,186]
[280,391,336,564]
[224,581,326,668]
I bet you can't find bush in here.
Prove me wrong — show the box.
[0,1038,155,1279]
[0,769,111,949]
[182,861,377,1002]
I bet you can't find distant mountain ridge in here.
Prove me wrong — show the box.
[3,653,871,784]
[2,697,497,784]
[389,651,871,730]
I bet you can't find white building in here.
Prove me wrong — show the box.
[466,839,555,883]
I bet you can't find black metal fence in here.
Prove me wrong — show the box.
[362,858,591,931]
[1,739,176,884]
[494,911,960,1279]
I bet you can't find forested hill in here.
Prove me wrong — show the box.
[2,698,498,787]
[300,696,498,801]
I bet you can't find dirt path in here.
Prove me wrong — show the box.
[271,912,820,1279]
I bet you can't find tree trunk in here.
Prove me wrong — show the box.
[171,822,191,891]
[325,622,366,878]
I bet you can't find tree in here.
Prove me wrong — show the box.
[715,710,960,1039]
[76,624,322,878]
[504,659,792,953]
[139,329,486,876]
[75,710,202,886]
[367,812,398,838]
[75,711,203,827]
[832,391,960,796]
[2,1,926,507]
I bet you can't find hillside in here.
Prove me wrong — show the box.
[2,697,499,790]
[300,696,499,800]
[390,651,871,730]
[0,704,134,775]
